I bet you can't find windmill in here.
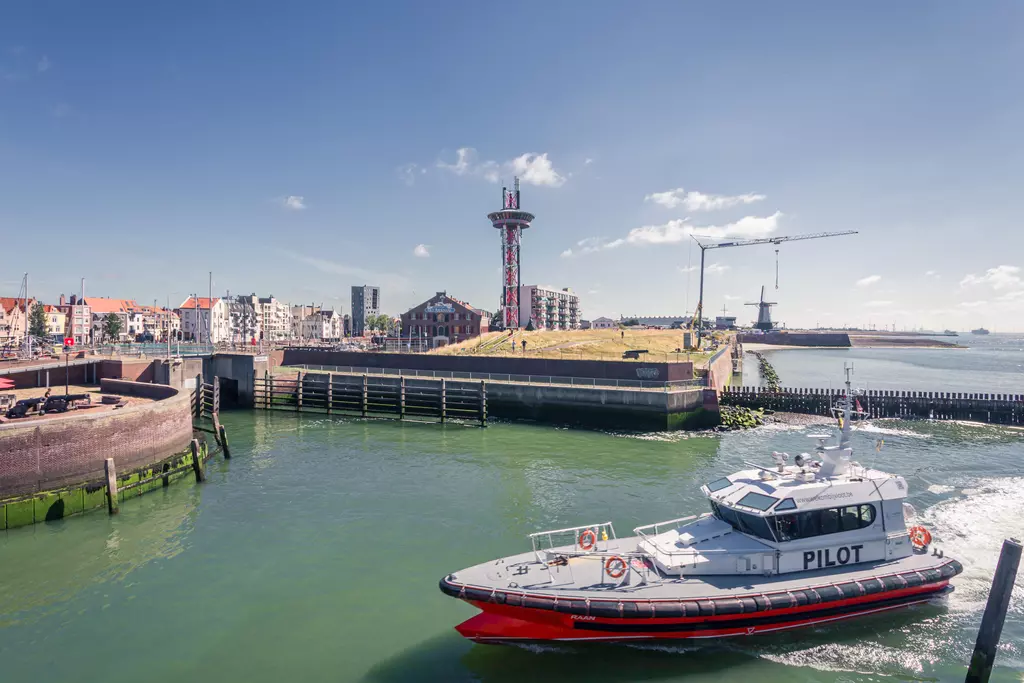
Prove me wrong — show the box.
[746,286,778,331]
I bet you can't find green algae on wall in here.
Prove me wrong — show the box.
[0,441,209,530]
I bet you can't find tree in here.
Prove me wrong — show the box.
[525,318,536,331]
[29,302,48,338]
[103,312,123,342]
[621,318,639,327]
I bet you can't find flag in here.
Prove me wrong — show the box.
[855,398,864,413]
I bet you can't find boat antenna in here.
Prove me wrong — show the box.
[840,363,853,450]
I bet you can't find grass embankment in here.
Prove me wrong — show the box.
[431,329,725,364]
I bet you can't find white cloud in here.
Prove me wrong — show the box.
[37,55,50,72]
[724,294,741,300]
[510,153,566,187]
[997,290,1024,301]
[644,187,766,212]
[864,300,893,307]
[563,212,781,256]
[957,300,988,309]
[959,265,1022,291]
[413,244,430,258]
[856,275,881,287]
[925,270,938,277]
[706,263,730,275]
[436,147,566,187]
[584,158,594,165]
[623,212,782,246]
[677,265,699,273]
[587,288,600,295]
[560,248,574,258]
[283,195,306,210]
[397,163,426,186]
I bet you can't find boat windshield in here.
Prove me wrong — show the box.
[709,501,775,542]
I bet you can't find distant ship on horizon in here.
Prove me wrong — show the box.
[971,327,990,335]
[943,329,958,336]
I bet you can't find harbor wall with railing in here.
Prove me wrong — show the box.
[721,386,1024,424]
[275,349,695,383]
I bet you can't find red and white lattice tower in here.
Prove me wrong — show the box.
[488,177,535,329]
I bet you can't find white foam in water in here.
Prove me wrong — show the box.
[927,484,956,494]
[919,477,1024,614]
[853,423,931,438]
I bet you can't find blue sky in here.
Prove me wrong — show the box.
[3,2,1023,331]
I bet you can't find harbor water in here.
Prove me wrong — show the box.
[2,349,1023,681]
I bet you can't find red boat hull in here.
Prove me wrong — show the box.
[453,581,951,642]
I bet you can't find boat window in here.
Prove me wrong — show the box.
[858,504,876,527]
[717,504,740,527]
[774,514,798,541]
[773,497,797,511]
[736,492,778,511]
[840,506,860,531]
[820,508,840,534]
[706,478,733,492]
[772,503,879,541]
[735,511,776,542]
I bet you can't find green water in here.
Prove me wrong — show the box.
[1,412,1022,682]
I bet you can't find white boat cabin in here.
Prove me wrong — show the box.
[638,410,915,577]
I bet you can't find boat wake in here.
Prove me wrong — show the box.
[723,475,1024,676]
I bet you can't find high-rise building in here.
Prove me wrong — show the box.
[518,285,581,330]
[351,285,380,337]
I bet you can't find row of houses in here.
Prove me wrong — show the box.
[1,293,351,347]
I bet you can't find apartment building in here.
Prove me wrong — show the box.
[300,309,344,341]
[351,285,380,337]
[0,297,34,348]
[229,294,263,342]
[83,297,131,342]
[518,285,581,330]
[57,295,92,345]
[257,296,290,341]
[176,296,230,343]
[43,305,66,337]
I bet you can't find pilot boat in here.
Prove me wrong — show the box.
[439,370,962,642]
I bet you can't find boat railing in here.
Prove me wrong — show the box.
[529,521,617,561]
[632,514,704,540]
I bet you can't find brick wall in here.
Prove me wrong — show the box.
[0,382,193,497]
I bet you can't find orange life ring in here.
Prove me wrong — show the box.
[605,556,628,579]
[908,525,932,549]
[578,529,597,551]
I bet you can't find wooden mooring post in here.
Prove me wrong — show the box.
[296,371,303,411]
[361,374,368,417]
[440,378,447,423]
[194,373,203,418]
[190,439,205,483]
[327,373,333,415]
[965,538,1022,683]
[480,380,487,427]
[211,412,230,458]
[399,376,406,420]
[104,457,119,515]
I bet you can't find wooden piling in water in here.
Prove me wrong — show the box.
[190,439,205,483]
[194,373,203,418]
[296,372,303,411]
[211,412,223,447]
[965,538,1022,683]
[104,458,119,515]
[219,425,231,459]
[480,380,487,427]
[440,378,447,423]
[361,374,368,416]
[327,374,333,414]
[399,376,406,419]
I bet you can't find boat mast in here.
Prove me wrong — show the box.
[839,364,853,450]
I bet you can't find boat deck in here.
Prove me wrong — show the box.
[446,536,957,601]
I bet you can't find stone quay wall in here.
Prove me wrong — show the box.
[276,349,694,383]
[0,380,194,498]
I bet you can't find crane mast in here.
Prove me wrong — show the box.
[690,230,857,348]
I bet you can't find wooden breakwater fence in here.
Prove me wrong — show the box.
[721,386,1024,424]
[254,372,487,426]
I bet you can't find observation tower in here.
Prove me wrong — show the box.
[487,177,535,329]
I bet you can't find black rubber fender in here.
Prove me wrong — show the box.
[860,578,884,594]
[714,599,744,615]
[463,587,492,603]
[767,592,794,609]
[589,601,621,619]
[836,582,863,598]
[523,595,551,610]
[902,572,925,588]
[815,585,842,602]
[652,601,686,618]
[697,600,716,616]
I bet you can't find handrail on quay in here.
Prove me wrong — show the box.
[288,363,707,391]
